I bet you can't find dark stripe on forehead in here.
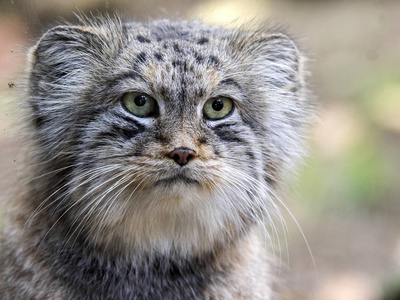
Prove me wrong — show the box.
[109,71,144,83]
[219,78,241,90]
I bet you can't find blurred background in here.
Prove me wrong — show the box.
[0,0,399,299]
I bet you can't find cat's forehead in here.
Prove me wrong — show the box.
[117,21,234,105]
[124,20,227,44]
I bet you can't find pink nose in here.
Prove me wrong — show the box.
[168,147,197,166]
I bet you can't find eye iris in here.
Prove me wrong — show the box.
[134,95,147,107]
[122,92,158,117]
[203,97,234,120]
[212,99,224,111]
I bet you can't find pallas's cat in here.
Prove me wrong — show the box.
[0,17,312,299]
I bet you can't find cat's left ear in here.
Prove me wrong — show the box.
[241,33,305,89]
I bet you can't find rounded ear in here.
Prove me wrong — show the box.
[29,25,105,80]
[239,33,304,90]
[253,33,300,68]
[26,25,108,129]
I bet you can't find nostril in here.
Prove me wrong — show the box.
[186,153,195,162]
[168,147,197,166]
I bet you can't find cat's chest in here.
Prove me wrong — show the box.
[50,246,226,300]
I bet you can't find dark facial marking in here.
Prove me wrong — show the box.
[136,52,147,64]
[246,151,255,160]
[137,35,151,43]
[198,136,208,144]
[212,123,238,131]
[154,53,164,61]
[113,113,145,126]
[111,124,144,140]
[109,113,147,139]
[197,37,209,45]
[208,56,219,66]
[210,122,247,143]
[198,88,204,98]
[220,78,241,90]
[173,43,181,53]
[212,125,245,143]
[195,54,204,64]
[172,60,182,68]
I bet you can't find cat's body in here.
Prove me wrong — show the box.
[0,17,311,299]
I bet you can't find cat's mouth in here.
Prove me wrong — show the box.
[154,173,200,186]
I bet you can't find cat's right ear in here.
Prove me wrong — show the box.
[28,25,105,80]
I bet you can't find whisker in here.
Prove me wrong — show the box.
[25,164,121,228]
[34,165,125,254]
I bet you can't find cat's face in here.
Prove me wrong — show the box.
[28,19,309,255]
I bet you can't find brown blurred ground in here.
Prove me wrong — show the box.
[0,0,399,299]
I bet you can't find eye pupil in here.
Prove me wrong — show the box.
[134,95,147,107]
[212,99,224,111]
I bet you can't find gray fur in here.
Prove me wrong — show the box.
[0,16,312,299]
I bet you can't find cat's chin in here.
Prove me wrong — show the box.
[133,163,220,195]
[84,183,250,257]
[154,173,201,186]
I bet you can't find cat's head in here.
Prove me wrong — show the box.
[27,17,311,256]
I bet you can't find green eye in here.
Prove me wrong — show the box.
[122,92,157,117]
[203,97,234,120]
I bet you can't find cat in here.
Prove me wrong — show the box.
[0,16,312,299]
